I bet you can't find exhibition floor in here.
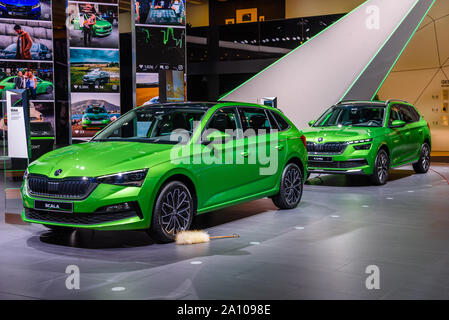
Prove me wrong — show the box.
[0,164,449,300]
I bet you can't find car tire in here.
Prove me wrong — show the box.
[46,86,53,94]
[44,225,74,233]
[272,163,303,209]
[413,142,431,174]
[149,181,195,243]
[370,149,389,185]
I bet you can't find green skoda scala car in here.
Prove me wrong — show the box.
[303,100,431,185]
[21,102,308,242]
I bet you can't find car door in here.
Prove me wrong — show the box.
[401,105,422,160]
[194,107,251,209]
[398,105,418,161]
[237,107,280,194]
[386,104,409,165]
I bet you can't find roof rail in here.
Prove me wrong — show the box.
[336,99,361,104]
[385,99,409,106]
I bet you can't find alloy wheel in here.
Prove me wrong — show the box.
[284,166,302,206]
[421,144,430,171]
[160,187,191,236]
[377,152,389,184]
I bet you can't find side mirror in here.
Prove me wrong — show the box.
[203,130,231,145]
[391,120,406,128]
[308,120,316,127]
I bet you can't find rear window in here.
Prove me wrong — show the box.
[270,110,290,131]
[407,105,421,122]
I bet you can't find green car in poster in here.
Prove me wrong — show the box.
[73,14,112,37]
[0,76,53,95]
[81,105,111,130]
[303,100,431,185]
[21,102,308,242]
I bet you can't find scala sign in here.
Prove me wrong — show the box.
[6,90,30,159]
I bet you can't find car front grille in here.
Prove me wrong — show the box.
[309,159,368,169]
[25,208,138,225]
[6,5,32,12]
[27,175,97,200]
[306,142,348,154]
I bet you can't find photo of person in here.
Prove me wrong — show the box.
[0,21,53,61]
[0,62,54,101]
[67,3,119,49]
[135,0,185,25]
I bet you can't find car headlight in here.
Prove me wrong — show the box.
[353,144,371,150]
[31,3,40,9]
[83,117,90,121]
[96,169,148,187]
[23,168,29,180]
[346,138,373,145]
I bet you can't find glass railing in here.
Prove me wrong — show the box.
[187,13,344,63]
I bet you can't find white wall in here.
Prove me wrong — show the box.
[378,0,449,151]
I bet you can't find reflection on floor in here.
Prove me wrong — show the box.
[0,164,448,299]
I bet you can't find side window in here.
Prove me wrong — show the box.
[407,105,421,122]
[270,110,290,131]
[388,105,402,126]
[205,108,238,134]
[399,105,415,123]
[238,107,271,136]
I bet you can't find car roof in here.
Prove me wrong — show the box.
[336,100,387,107]
[138,101,276,111]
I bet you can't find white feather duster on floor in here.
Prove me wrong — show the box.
[175,230,239,245]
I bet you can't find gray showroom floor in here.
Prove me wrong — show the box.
[0,164,449,300]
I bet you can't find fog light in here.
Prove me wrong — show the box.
[104,202,132,213]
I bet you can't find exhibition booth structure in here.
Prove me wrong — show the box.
[1,0,449,302]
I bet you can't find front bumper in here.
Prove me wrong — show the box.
[82,78,98,84]
[94,28,112,36]
[21,180,149,230]
[0,6,41,18]
[307,144,376,175]
[82,119,110,127]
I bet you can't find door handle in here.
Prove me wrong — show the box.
[240,151,249,158]
[275,145,284,151]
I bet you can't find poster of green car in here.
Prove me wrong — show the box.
[70,48,119,93]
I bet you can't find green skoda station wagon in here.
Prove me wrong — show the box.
[303,100,431,185]
[21,102,308,242]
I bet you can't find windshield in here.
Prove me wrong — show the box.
[314,105,385,127]
[92,107,206,144]
[86,107,106,114]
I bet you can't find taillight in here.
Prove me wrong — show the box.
[300,135,306,148]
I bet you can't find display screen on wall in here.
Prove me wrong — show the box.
[67,0,120,142]
[134,1,186,107]
[0,0,55,141]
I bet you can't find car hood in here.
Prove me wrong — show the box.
[28,142,175,178]
[303,126,383,143]
[95,20,111,27]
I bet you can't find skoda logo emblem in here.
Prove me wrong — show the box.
[54,169,63,176]
[318,137,324,143]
